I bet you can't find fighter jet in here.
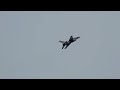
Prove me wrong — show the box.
[59,36,80,49]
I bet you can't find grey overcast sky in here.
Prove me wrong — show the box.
[0,11,120,79]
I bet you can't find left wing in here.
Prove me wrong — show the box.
[59,40,66,44]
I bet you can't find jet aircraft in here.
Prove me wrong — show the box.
[59,36,80,49]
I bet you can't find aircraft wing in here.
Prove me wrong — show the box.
[59,41,66,44]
